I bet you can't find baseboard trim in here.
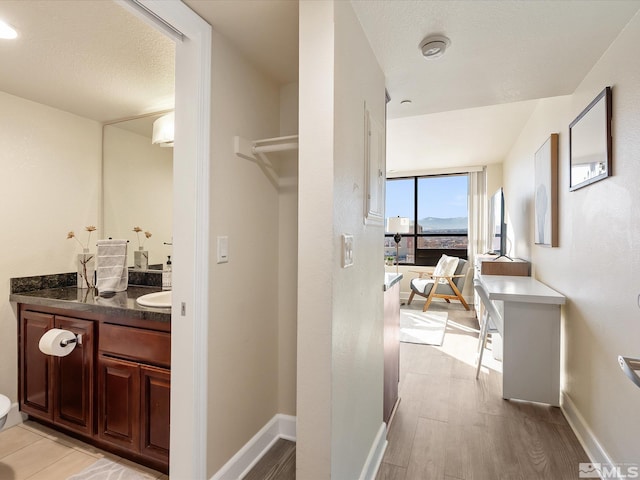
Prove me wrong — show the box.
[210,414,296,480]
[561,392,616,470]
[359,423,388,480]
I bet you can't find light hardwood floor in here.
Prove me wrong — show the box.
[376,301,589,480]
[244,438,296,480]
[0,420,166,480]
[3,302,588,480]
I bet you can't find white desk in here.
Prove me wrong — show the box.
[478,275,565,406]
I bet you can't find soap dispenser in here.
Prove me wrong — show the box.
[162,256,172,291]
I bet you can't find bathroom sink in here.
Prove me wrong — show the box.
[136,291,172,308]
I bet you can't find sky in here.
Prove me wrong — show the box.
[385,176,468,220]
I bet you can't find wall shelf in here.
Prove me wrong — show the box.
[234,135,298,189]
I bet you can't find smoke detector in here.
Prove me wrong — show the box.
[419,35,451,60]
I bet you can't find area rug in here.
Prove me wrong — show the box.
[399,309,449,346]
[67,458,154,480]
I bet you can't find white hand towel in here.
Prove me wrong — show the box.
[96,239,128,293]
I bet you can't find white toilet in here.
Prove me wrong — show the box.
[0,394,10,429]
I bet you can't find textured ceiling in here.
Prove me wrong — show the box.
[184,0,299,85]
[387,99,541,171]
[0,0,175,123]
[350,0,639,172]
[1,0,637,174]
[352,0,640,119]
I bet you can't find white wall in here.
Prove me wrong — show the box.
[0,91,101,421]
[297,2,334,476]
[298,1,386,478]
[503,12,640,464]
[206,30,282,476]
[278,82,298,416]
[103,125,173,267]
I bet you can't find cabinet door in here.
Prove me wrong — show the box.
[53,316,94,436]
[140,365,170,463]
[97,356,140,452]
[20,311,54,420]
[383,281,400,424]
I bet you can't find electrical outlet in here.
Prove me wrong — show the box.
[342,234,354,268]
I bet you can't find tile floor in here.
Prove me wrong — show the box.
[0,420,166,480]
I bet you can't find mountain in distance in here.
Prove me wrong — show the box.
[418,216,468,232]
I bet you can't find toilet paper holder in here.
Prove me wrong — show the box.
[60,334,82,347]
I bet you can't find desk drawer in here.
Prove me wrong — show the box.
[99,323,170,368]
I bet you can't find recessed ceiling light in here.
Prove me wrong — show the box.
[400,99,412,105]
[0,20,18,40]
[419,35,450,60]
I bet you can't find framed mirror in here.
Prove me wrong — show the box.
[102,113,173,270]
[569,86,612,191]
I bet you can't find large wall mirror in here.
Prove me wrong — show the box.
[569,86,612,191]
[102,113,173,269]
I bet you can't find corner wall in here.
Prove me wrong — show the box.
[502,12,640,463]
[207,31,282,476]
[0,91,101,420]
[298,1,386,478]
[278,82,298,416]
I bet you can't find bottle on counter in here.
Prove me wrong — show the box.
[162,255,172,291]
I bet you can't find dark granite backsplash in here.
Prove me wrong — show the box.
[11,269,162,293]
[127,269,162,287]
[11,273,77,294]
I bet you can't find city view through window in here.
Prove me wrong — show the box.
[385,175,468,266]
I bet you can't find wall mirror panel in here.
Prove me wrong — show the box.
[102,114,173,270]
[569,86,612,191]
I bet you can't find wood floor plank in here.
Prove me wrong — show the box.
[243,439,296,480]
[416,373,451,423]
[405,417,447,480]
[444,424,499,480]
[446,377,486,428]
[375,462,407,480]
[382,374,425,467]
[536,422,590,479]
[485,413,526,480]
[507,416,554,479]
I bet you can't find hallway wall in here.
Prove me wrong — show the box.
[503,11,640,464]
[297,1,386,478]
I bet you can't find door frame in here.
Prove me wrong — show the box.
[118,1,211,478]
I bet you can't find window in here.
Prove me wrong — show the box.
[385,174,468,266]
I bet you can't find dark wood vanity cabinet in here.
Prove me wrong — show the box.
[53,316,94,436]
[97,357,170,466]
[19,310,94,436]
[20,310,54,419]
[97,322,171,468]
[140,365,171,462]
[18,304,170,473]
[97,356,141,451]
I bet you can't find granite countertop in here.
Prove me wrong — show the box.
[10,273,170,323]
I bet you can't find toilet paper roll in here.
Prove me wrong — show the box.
[38,329,77,357]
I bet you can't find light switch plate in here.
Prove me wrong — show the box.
[217,236,229,264]
[342,234,354,268]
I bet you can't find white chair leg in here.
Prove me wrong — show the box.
[476,320,489,379]
[476,312,487,357]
